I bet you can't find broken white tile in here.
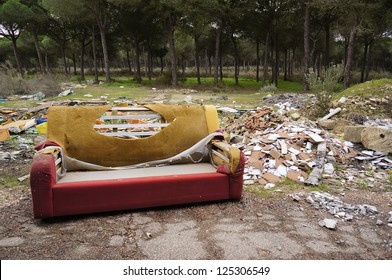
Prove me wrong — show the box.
[288,147,301,155]
[361,150,374,156]
[308,133,324,143]
[267,134,280,141]
[279,140,288,155]
[253,145,262,151]
[306,142,313,150]
[277,165,288,177]
[264,183,275,189]
[244,150,252,156]
[250,169,262,176]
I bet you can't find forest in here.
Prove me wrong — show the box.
[0,0,391,90]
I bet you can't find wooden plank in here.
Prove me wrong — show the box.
[99,114,161,120]
[109,107,151,111]
[94,123,169,129]
[98,131,157,137]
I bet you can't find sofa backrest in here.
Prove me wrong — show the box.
[46,104,219,167]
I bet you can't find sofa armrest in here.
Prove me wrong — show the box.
[211,140,246,199]
[30,153,56,218]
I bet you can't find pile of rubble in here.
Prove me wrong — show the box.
[222,106,392,188]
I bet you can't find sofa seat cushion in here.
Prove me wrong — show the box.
[52,163,230,216]
[57,163,217,184]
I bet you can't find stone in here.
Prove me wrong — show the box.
[0,237,25,247]
[319,219,337,230]
[361,127,392,154]
[108,235,124,247]
[333,119,354,134]
[344,126,368,143]
[291,112,301,121]
[323,163,335,174]
[388,224,392,229]
[376,220,384,226]
[306,195,314,204]
[345,214,354,221]
[363,204,378,215]
[318,119,336,130]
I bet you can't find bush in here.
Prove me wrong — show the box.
[260,84,278,94]
[0,62,62,97]
[306,65,343,116]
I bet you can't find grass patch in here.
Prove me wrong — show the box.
[245,185,275,198]
[0,176,19,188]
[275,178,304,191]
[307,183,332,193]
[334,78,392,100]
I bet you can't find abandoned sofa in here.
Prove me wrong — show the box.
[30,104,245,218]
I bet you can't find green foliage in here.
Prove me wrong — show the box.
[334,78,392,99]
[260,84,278,94]
[306,65,343,116]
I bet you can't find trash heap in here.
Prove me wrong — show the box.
[222,106,392,187]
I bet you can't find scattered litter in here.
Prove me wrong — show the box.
[319,218,337,230]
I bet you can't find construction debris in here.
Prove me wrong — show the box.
[222,106,391,188]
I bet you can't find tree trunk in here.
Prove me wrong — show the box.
[214,25,221,85]
[344,22,359,89]
[126,49,132,75]
[135,41,142,83]
[274,38,279,87]
[360,42,369,83]
[194,36,201,85]
[80,39,86,81]
[92,26,99,84]
[262,32,269,87]
[72,53,77,75]
[166,15,177,87]
[160,56,164,73]
[11,39,22,75]
[60,44,68,75]
[365,42,373,81]
[256,41,260,82]
[284,48,288,81]
[303,4,310,91]
[99,26,111,82]
[45,51,49,72]
[232,36,239,86]
[32,31,45,73]
[324,21,330,69]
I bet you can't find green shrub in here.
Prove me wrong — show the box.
[260,84,278,94]
[306,65,343,116]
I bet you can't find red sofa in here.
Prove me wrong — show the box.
[30,104,245,218]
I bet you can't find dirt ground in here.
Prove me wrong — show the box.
[1,156,391,260]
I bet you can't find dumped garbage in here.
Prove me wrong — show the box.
[222,106,392,187]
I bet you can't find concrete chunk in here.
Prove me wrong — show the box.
[344,126,368,143]
[361,127,392,153]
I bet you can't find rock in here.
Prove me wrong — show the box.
[108,235,124,247]
[319,219,337,230]
[291,112,301,121]
[361,127,392,154]
[58,89,73,97]
[388,224,392,229]
[376,220,384,226]
[306,195,314,204]
[318,119,336,130]
[333,119,354,133]
[363,204,378,214]
[345,214,354,221]
[344,126,368,143]
[388,216,392,223]
[0,237,25,247]
[290,194,301,202]
[323,163,335,174]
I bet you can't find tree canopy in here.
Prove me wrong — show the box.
[0,0,391,88]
